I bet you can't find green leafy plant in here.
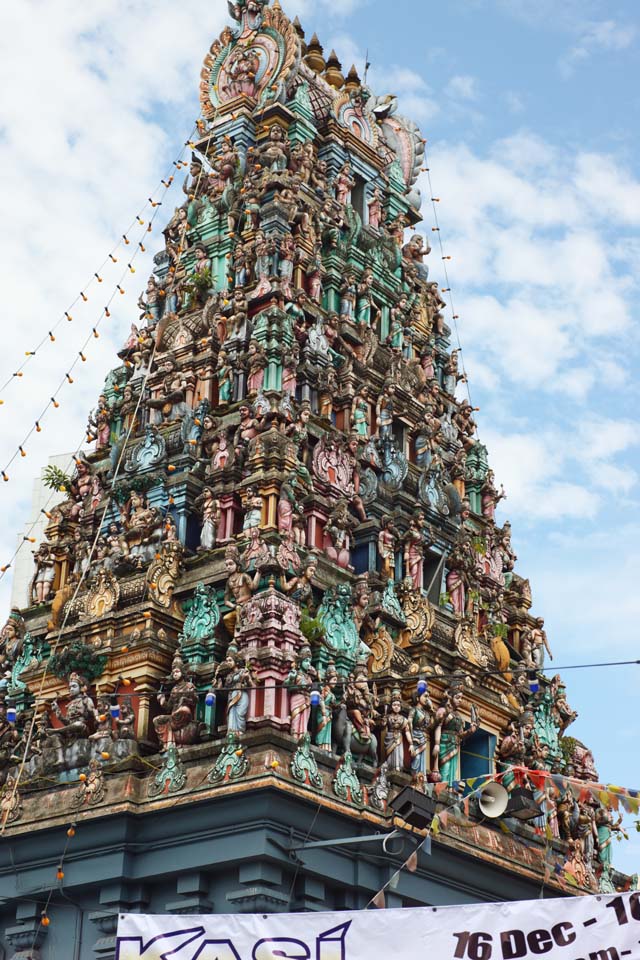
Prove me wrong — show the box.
[300,609,324,645]
[42,465,72,493]
[184,268,213,304]
[492,623,509,638]
[49,640,108,683]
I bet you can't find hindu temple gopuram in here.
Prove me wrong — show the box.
[0,1,632,955]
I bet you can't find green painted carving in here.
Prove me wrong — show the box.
[290,733,323,789]
[208,732,249,784]
[380,580,406,623]
[180,583,221,662]
[317,585,361,658]
[8,633,41,696]
[332,752,363,805]
[148,745,187,797]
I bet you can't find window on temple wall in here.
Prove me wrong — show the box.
[392,420,405,454]
[422,549,445,604]
[461,730,496,784]
[351,174,367,222]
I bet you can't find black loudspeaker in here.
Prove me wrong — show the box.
[389,786,438,830]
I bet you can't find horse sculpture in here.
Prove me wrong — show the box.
[331,702,378,765]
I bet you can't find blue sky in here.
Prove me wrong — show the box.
[0,0,637,872]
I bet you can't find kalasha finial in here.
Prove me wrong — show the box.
[344,64,361,94]
[304,33,326,74]
[324,50,345,90]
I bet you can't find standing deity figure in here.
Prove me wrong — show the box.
[278,469,309,543]
[377,386,395,441]
[49,673,99,743]
[282,342,300,396]
[481,468,506,520]
[596,807,624,872]
[213,645,253,736]
[404,513,427,592]
[350,387,370,439]
[285,645,318,739]
[409,688,434,781]
[521,617,553,670]
[32,543,56,604]
[246,339,267,396]
[339,271,357,321]
[382,692,412,772]
[315,664,338,752]
[431,678,479,785]
[377,516,397,580]
[277,233,296,300]
[194,487,221,552]
[222,546,261,637]
[334,162,355,205]
[367,186,383,229]
[252,230,275,298]
[355,269,378,327]
[242,487,263,535]
[216,350,233,406]
[154,652,200,749]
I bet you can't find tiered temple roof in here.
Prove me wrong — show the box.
[0,0,627,912]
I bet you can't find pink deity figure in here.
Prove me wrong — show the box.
[211,431,231,471]
[246,340,266,396]
[446,567,465,617]
[367,186,383,229]
[334,162,355,205]
[282,343,299,396]
[285,647,317,739]
[420,349,435,382]
[481,469,506,521]
[403,518,424,591]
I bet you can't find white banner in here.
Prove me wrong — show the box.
[117,892,640,960]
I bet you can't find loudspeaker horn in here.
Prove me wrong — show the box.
[478,782,509,819]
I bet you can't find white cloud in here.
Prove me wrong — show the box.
[445,75,479,102]
[504,91,525,115]
[560,19,637,76]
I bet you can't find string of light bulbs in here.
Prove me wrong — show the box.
[421,141,477,423]
[0,158,185,486]
[1,129,210,861]
[0,146,202,404]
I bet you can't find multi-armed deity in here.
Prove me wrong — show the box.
[0,0,617,895]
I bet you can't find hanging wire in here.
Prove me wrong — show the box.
[3,127,208,869]
[422,144,476,420]
[0,154,191,402]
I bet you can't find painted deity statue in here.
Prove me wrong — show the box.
[382,693,412,772]
[285,645,318,739]
[194,487,221,552]
[154,652,200,749]
[431,679,479,785]
[213,645,253,736]
[315,664,338,752]
[409,689,434,781]
[49,673,99,743]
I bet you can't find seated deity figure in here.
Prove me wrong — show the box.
[153,651,200,749]
[49,673,99,743]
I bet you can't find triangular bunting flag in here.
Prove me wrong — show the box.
[406,849,419,873]
[372,890,386,909]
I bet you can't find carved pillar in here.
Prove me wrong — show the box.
[236,586,303,730]
[90,883,150,960]
[5,903,48,960]
[165,872,214,915]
